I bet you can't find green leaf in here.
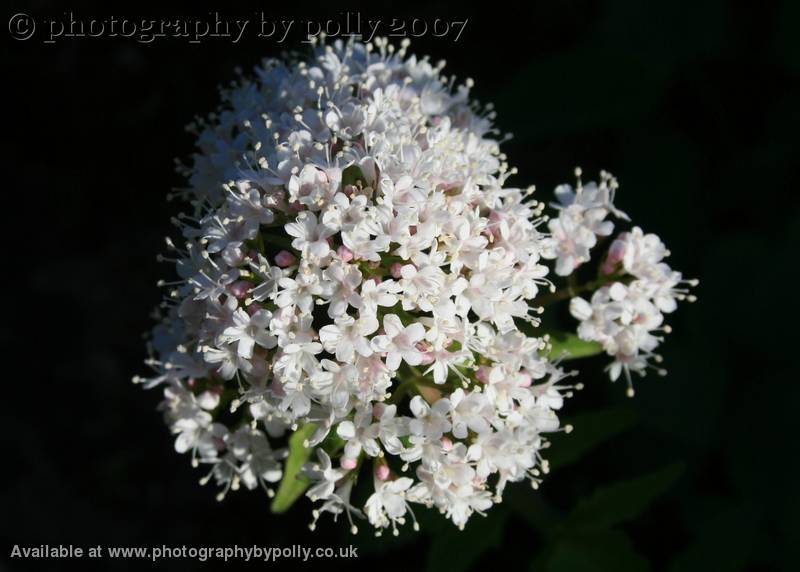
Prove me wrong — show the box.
[546,332,603,360]
[543,529,651,572]
[566,463,685,530]
[270,423,317,514]
[547,406,640,471]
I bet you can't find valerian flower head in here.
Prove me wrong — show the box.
[136,36,694,536]
[569,226,698,395]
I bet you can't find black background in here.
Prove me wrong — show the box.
[4,0,799,570]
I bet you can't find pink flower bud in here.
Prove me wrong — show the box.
[372,403,386,418]
[246,303,260,316]
[390,262,403,279]
[608,238,626,263]
[275,250,297,267]
[475,366,490,384]
[341,457,358,470]
[440,436,453,451]
[602,238,626,274]
[229,280,251,300]
[518,372,532,388]
[375,464,390,481]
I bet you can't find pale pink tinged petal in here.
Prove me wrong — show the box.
[359,315,380,335]
[569,297,593,320]
[335,341,355,363]
[400,264,417,280]
[383,314,403,338]
[555,256,574,276]
[405,322,426,343]
[237,337,255,359]
[309,240,330,258]
[385,352,402,371]
[409,396,427,418]
[344,441,362,459]
[609,282,628,301]
[337,245,354,262]
[370,335,390,353]
[318,324,340,346]
[353,338,373,357]
[403,350,423,366]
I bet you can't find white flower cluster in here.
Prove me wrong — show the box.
[568,227,698,395]
[542,169,630,276]
[137,38,580,534]
[137,37,696,535]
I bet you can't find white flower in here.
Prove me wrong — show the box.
[190,265,239,301]
[570,257,694,395]
[227,185,275,228]
[304,449,347,502]
[612,226,668,278]
[543,171,627,276]
[225,427,284,491]
[336,407,381,461]
[365,477,414,531]
[319,314,379,363]
[285,211,336,259]
[371,315,426,370]
[399,263,446,312]
[203,343,250,380]
[359,278,401,314]
[323,261,362,317]
[275,267,330,315]
[408,396,452,441]
[274,330,322,383]
[221,308,277,358]
[248,254,283,303]
[288,165,340,211]
[448,389,492,439]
